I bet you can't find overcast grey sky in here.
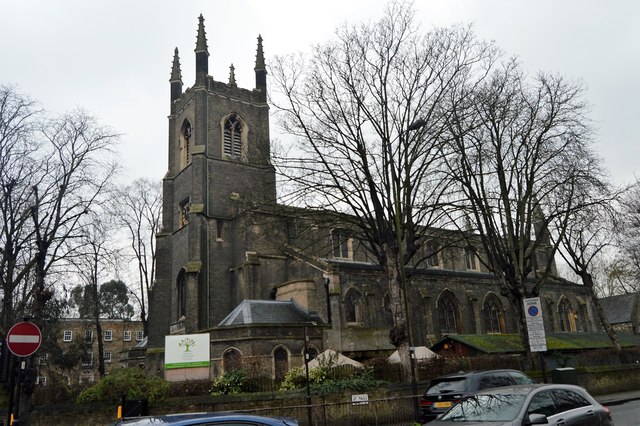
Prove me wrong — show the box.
[2,0,638,185]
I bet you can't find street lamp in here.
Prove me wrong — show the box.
[402,118,427,422]
[303,322,316,426]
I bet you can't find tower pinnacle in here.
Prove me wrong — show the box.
[170,48,183,83]
[170,48,183,110]
[195,14,209,55]
[255,35,265,71]
[254,35,267,95]
[229,64,237,87]
[195,14,209,85]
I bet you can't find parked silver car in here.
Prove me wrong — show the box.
[420,369,534,422]
[428,383,614,425]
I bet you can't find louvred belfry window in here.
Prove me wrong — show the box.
[223,114,242,157]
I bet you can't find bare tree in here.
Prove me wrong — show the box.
[68,215,121,378]
[112,178,162,335]
[553,197,622,351]
[614,180,640,293]
[0,85,119,424]
[270,1,496,382]
[0,85,42,331]
[443,61,606,356]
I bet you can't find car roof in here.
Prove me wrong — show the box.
[474,383,588,395]
[116,412,298,425]
[432,369,527,380]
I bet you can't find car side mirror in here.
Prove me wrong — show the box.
[526,413,548,425]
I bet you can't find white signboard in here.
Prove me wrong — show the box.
[351,394,369,405]
[523,297,547,352]
[165,333,210,369]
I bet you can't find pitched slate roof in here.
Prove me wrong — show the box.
[217,299,322,326]
[432,333,640,354]
[599,293,638,324]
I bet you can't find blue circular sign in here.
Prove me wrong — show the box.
[528,306,539,317]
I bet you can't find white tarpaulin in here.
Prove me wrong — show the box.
[307,349,364,369]
[387,346,438,364]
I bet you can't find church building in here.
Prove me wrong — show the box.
[146,15,599,380]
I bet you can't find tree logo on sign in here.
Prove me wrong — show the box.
[179,337,195,352]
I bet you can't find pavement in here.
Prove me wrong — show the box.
[595,389,640,406]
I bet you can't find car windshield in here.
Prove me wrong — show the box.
[439,393,527,422]
[427,377,467,394]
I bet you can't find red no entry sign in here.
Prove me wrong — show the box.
[6,321,42,357]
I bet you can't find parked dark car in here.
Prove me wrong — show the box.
[428,383,614,425]
[112,412,299,425]
[420,369,534,422]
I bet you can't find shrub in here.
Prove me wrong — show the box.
[76,368,169,404]
[280,352,386,396]
[210,369,249,395]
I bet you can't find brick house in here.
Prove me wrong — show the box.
[145,15,600,380]
[36,318,144,386]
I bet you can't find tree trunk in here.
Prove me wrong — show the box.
[384,245,412,383]
[582,272,621,352]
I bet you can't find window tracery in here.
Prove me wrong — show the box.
[438,291,460,334]
[223,113,243,157]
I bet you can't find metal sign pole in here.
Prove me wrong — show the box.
[6,353,15,426]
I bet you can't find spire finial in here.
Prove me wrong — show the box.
[254,34,265,70]
[228,64,237,87]
[170,47,182,83]
[195,14,209,54]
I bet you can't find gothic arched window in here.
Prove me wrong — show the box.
[179,119,192,169]
[223,113,243,157]
[558,298,577,332]
[273,346,289,382]
[483,294,506,334]
[438,291,461,334]
[344,288,362,324]
[176,271,186,320]
[223,348,242,373]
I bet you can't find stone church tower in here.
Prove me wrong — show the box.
[148,15,281,348]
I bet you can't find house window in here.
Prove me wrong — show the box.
[438,291,460,334]
[124,330,132,341]
[483,294,506,334]
[332,230,352,259]
[81,352,93,367]
[426,243,439,267]
[104,352,112,363]
[36,376,47,386]
[223,113,243,157]
[344,289,362,324]
[178,198,191,227]
[38,353,49,366]
[104,330,113,341]
[465,248,479,271]
[84,330,93,343]
[135,330,144,341]
[63,330,72,342]
[79,372,94,384]
[558,298,577,332]
[179,119,192,169]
